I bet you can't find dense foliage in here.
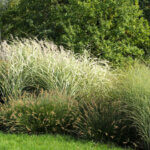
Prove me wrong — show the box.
[0,40,150,149]
[139,0,150,24]
[0,0,7,11]
[0,0,150,149]
[1,0,150,66]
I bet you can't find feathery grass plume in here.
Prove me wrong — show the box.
[0,39,114,101]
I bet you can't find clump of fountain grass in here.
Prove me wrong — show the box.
[0,90,77,134]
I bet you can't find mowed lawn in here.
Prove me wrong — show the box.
[0,132,128,150]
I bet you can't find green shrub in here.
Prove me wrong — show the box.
[0,39,113,101]
[0,90,77,134]
[1,0,150,66]
[138,0,150,24]
[131,0,150,24]
[0,0,8,12]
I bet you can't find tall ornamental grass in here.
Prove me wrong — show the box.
[111,63,150,149]
[0,39,114,101]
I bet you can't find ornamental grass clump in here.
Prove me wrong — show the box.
[72,99,121,141]
[72,98,138,149]
[72,62,150,150]
[0,90,77,134]
[0,39,114,101]
[112,63,150,150]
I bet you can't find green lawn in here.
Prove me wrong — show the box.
[0,132,128,150]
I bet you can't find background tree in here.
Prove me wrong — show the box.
[1,0,150,66]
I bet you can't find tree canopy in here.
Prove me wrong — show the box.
[1,0,150,66]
